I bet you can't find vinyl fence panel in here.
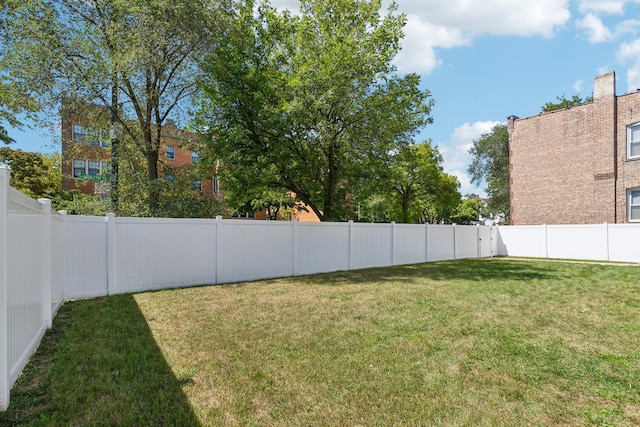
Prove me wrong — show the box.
[546,225,608,261]
[350,223,393,270]
[495,225,547,258]
[113,217,218,294]
[606,224,640,262]
[63,216,108,299]
[296,222,350,275]
[426,224,455,261]
[455,225,479,259]
[218,220,294,284]
[393,224,427,265]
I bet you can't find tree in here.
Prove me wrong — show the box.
[452,195,486,224]
[468,124,510,221]
[541,94,593,112]
[0,147,61,197]
[197,0,433,221]
[384,141,447,223]
[1,0,225,215]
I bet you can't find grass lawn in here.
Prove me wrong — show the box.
[1,258,640,426]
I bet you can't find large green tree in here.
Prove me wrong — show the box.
[197,0,433,221]
[0,147,61,197]
[541,94,593,112]
[1,0,225,215]
[468,123,509,220]
[384,141,456,223]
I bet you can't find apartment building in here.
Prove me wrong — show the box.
[508,71,640,224]
[61,103,220,199]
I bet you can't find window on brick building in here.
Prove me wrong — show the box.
[191,151,199,163]
[166,145,175,160]
[192,180,202,191]
[88,160,101,177]
[629,189,640,221]
[73,124,107,147]
[627,123,640,159]
[212,177,219,194]
[73,159,86,178]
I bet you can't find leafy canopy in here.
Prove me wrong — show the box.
[197,0,433,221]
[467,124,509,220]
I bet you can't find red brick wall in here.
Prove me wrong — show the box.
[615,91,640,222]
[509,74,617,224]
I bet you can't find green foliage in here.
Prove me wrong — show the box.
[361,141,461,223]
[50,190,111,216]
[0,147,61,198]
[452,196,486,224]
[197,0,433,221]
[468,124,509,221]
[2,0,223,215]
[541,94,593,112]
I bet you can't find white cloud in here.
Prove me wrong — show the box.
[386,0,570,38]
[578,0,628,14]
[272,0,571,74]
[439,121,503,197]
[617,38,640,90]
[576,13,613,42]
[573,79,585,93]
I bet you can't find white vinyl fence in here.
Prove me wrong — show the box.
[4,163,639,410]
[0,166,495,410]
[496,223,640,263]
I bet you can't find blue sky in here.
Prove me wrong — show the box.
[7,0,640,196]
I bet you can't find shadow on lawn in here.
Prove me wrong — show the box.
[0,295,200,426]
[298,258,559,286]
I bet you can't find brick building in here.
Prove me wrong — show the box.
[61,103,220,199]
[508,71,640,224]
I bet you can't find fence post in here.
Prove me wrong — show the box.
[391,222,396,266]
[453,224,457,260]
[604,222,610,262]
[107,213,117,295]
[38,198,52,328]
[292,219,298,276]
[0,166,10,410]
[348,220,353,270]
[425,223,429,263]
[215,216,222,284]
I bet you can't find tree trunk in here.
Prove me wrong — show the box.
[145,149,160,215]
[110,80,120,215]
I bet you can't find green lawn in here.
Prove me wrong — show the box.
[2,259,640,426]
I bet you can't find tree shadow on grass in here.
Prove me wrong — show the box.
[296,258,561,287]
[0,295,200,426]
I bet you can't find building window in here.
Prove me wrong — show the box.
[73,159,86,178]
[212,176,219,194]
[166,146,175,160]
[72,124,86,143]
[192,180,202,191]
[628,123,640,159]
[191,151,199,163]
[166,174,174,182]
[629,189,640,221]
[88,160,101,177]
[72,124,107,147]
